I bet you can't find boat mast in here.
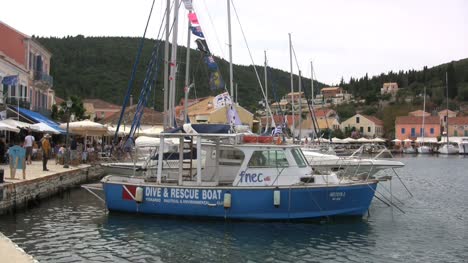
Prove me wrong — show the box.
[289,33,295,140]
[163,0,170,129]
[422,86,426,144]
[227,0,234,99]
[446,71,449,144]
[298,70,302,141]
[184,11,192,123]
[310,61,314,109]
[264,50,269,131]
[168,0,180,127]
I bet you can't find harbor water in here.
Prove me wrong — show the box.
[0,155,467,262]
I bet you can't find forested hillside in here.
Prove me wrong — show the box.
[36,36,325,112]
[36,35,467,116]
[340,58,468,104]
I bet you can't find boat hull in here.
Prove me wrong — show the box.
[102,177,378,220]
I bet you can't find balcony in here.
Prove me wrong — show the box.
[33,71,54,89]
[5,97,31,110]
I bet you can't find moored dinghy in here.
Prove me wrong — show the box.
[101,133,378,220]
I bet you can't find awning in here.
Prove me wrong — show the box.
[9,106,66,134]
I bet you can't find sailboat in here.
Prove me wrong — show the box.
[417,87,432,154]
[97,1,379,220]
[438,72,458,154]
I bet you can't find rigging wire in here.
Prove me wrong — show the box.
[199,0,226,58]
[113,0,157,144]
[230,0,275,127]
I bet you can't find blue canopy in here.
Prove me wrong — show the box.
[12,106,66,134]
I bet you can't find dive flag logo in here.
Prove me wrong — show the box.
[122,185,137,200]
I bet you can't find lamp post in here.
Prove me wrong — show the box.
[63,99,73,168]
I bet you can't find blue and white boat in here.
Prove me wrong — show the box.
[101,133,378,220]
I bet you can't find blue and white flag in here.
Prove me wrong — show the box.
[1,75,18,86]
[272,125,283,136]
[190,26,205,38]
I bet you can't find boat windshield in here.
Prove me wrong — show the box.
[248,150,289,168]
[291,148,307,167]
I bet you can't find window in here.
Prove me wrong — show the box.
[411,128,416,137]
[465,130,468,136]
[356,117,360,124]
[360,127,364,133]
[291,149,307,167]
[368,126,371,132]
[248,150,289,168]
[401,128,406,134]
[454,130,458,136]
[219,149,245,166]
[430,128,434,134]
[420,128,424,136]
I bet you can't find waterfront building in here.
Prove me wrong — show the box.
[186,96,254,128]
[341,114,384,138]
[447,117,468,137]
[395,116,440,140]
[83,99,121,121]
[99,104,164,131]
[0,21,55,116]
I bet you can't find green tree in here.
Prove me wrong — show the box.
[447,62,457,99]
[57,96,88,122]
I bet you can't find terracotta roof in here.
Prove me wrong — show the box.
[361,115,384,126]
[55,96,64,105]
[314,108,334,117]
[448,117,468,125]
[260,114,300,127]
[83,99,121,110]
[383,82,398,86]
[99,105,164,125]
[395,116,440,125]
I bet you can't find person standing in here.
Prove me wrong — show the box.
[41,134,51,171]
[24,131,35,164]
[0,135,6,164]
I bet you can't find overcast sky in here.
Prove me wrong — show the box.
[2,0,467,85]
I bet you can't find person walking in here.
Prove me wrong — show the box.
[24,130,35,164]
[41,134,51,171]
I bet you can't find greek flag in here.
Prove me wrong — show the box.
[272,125,283,135]
[1,75,18,86]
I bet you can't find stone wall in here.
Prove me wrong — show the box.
[0,165,104,214]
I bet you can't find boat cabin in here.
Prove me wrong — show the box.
[149,133,317,187]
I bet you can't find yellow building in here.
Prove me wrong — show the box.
[340,114,384,138]
[187,96,253,128]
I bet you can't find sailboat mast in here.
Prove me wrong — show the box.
[184,11,192,123]
[310,61,314,108]
[168,0,180,127]
[446,71,449,143]
[298,70,302,141]
[264,50,269,131]
[422,86,426,143]
[163,0,170,129]
[289,33,295,139]
[227,0,234,99]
